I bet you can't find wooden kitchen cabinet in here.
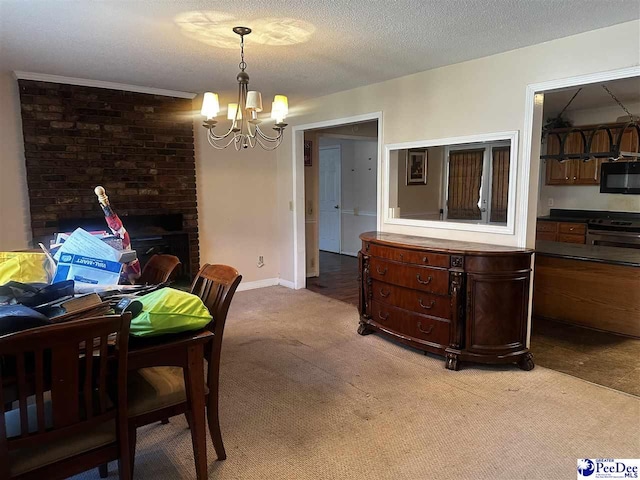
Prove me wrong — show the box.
[536,220,586,244]
[544,123,639,186]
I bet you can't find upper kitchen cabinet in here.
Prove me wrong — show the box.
[543,123,640,186]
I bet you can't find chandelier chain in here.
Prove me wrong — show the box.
[239,34,247,71]
[602,84,634,121]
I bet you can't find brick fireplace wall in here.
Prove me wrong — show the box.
[17,80,199,274]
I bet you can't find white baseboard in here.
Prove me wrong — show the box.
[236,278,279,292]
[278,279,295,289]
[236,277,296,292]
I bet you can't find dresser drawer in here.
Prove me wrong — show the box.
[368,244,450,268]
[369,258,450,295]
[371,301,450,346]
[371,280,451,319]
[558,222,586,235]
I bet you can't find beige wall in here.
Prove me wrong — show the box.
[193,96,280,284]
[0,71,31,250]
[538,100,640,216]
[278,20,640,284]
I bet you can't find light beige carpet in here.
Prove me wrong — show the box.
[77,287,640,480]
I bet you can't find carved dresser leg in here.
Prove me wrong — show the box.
[357,322,374,336]
[445,352,460,371]
[517,352,535,371]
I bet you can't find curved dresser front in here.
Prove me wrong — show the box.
[358,232,534,371]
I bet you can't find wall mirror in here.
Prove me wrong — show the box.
[385,131,518,234]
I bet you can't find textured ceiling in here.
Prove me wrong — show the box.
[1,0,639,105]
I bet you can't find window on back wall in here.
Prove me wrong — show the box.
[445,142,510,225]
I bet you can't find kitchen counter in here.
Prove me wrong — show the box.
[537,209,640,224]
[536,215,589,223]
[535,241,640,268]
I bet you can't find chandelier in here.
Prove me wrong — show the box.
[200,26,289,150]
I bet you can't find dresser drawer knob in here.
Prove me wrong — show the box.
[416,274,432,285]
[422,256,428,263]
[417,322,434,334]
[418,298,435,310]
[378,312,389,321]
[376,266,387,275]
[379,288,390,298]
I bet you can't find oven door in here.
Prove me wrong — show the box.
[586,230,640,249]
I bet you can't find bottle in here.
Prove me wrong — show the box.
[94,186,141,283]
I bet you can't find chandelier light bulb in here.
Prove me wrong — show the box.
[201,92,220,119]
[227,103,242,120]
[246,91,263,112]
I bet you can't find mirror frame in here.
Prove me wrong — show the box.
[383,130,519,235]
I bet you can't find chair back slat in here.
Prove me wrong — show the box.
[34,349,45,433]
[16,353,28,438]
[83,338,93,420]
[98,335,109,414]
[0,314,131,454]
[51,345,80,427]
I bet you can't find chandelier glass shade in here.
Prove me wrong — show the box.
[200,26,288,150]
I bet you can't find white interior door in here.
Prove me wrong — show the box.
[319,146,341,253]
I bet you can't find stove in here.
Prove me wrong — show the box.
[587,218,640,249]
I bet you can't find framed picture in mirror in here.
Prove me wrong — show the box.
[407,149,427,185]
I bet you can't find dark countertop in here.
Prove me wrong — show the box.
[537,215,589,223]
[535,241,640,268]
[537,209,640,223]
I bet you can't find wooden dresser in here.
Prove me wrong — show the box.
[358,232,534,371]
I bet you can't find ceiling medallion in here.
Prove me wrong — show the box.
[200,26,288,150]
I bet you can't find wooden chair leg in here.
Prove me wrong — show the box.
[160,418,170,425]
[128,424,137,479]
[184,411,193,430]
[207,347,226,460]
[207,395,226,461]
[184,344,208,480]
[98,463,108,478]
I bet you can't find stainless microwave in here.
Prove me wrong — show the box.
[600,161,640,194]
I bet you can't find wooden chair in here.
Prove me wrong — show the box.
[125,264,241,475]
[136,254,181,285]
[0,314,132,480]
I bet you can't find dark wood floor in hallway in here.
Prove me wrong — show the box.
[306,251,359,307]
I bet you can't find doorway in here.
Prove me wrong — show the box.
[303,119,380,306]
[524,69,640,396]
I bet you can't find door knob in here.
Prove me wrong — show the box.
[334,205,339,209]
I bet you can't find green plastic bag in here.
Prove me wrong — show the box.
[130,287,212,337]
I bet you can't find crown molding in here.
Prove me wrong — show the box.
[13,71,197,99]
